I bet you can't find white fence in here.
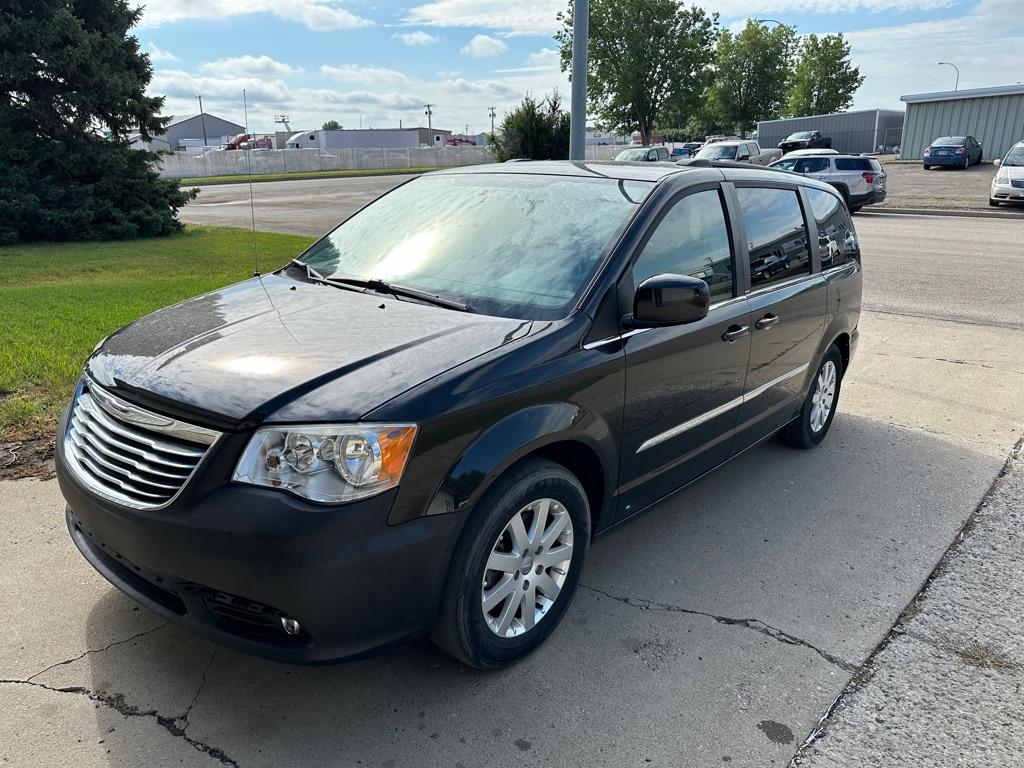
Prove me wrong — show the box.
[159,146,497,179]
[157,142,658,179]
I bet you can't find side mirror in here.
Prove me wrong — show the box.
[624,274,710,328]
[737,154,750,162]
[994,158,1002,166]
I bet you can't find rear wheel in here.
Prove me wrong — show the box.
[923,164,931,170]
[780,345,843,449]
[849,205,863,213]
[432,458,590,669]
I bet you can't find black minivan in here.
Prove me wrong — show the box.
[56,161,861,669]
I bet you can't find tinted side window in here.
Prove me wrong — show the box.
[806,188,860,268]
[736,186,811,289]
[795,158,828,173]
[834,158,873,171]
[632,189,734,302]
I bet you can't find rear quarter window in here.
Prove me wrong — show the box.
[806,188,860,269]
[834,158,873,171]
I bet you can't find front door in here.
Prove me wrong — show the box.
[617,186,751,521]
[730,184,826,449]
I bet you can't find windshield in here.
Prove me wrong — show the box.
[615,149,649,161]
[696,144,737,160]
[298,174,652,320]
[1002,147,1024,166]
[786,132,814,141]
[932,136,966,146]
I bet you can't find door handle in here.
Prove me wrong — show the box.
[756,314,780,330]
[721,325,749,343]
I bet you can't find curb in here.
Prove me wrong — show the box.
[862,206,1024,220]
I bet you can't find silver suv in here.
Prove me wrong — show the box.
[769,153,887,212]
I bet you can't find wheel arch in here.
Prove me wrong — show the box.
[402,403,617,536]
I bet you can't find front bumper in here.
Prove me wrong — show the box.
[56,407,466,663]
[991,182,1024,202]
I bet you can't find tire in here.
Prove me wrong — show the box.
[849,205,863,213]
[923,164,930,170]
[432,457,591,669]
[780,345,844,449]
[831,184,850,208]
[990,199,1001,207]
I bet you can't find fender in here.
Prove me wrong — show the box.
[390,402,618,528]
[806,259,862,390]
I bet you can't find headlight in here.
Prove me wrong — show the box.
[233,424,417,503]
[995,173,1010,185]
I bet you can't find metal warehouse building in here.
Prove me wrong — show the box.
[757,109,904,155]
[899,84,1024,161]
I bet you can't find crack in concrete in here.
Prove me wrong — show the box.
[25,622,169,683]
[179,651,217,733]
[0,678,239,767]
[580,584,859,673]
[862,350,1023,374]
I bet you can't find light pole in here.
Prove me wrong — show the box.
[568,0,588,161]
[196,95,208,147]
[424,103,433,139]
[754,17,786,25]
[938,61,960,91]
[488,106,496,135]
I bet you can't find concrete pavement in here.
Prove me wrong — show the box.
[4,182,1024,767]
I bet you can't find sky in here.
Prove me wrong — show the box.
[135,0,1023,135]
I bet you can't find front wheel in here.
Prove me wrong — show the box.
[780,346,844,449]
[990,199,1001,207]
[432,458,590,669]
[923,164,931,170]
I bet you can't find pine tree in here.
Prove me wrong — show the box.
[0,0,195,244]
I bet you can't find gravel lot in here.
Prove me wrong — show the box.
[875,159,1021,212]
[4,178,1024,767]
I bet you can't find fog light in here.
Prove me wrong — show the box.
[280,616,301,635]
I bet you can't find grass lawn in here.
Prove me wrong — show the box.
[0,226,315,443]
[178,166,443,186]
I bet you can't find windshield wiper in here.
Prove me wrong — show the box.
[288,260,474,312]
[330,275,476,313]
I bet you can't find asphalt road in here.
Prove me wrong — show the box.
[4,177,1024,768]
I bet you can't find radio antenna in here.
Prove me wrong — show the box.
[242,88,260,277]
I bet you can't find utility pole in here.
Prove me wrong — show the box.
[568,0,588,161]
[424,103,433,140]
[196,95,208,147]
[488,106,496,135]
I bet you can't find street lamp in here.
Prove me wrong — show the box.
[938,61,960,91]
[754,18,786,26]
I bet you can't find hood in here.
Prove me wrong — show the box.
[998,164,1024,179]
[87,274,535,426]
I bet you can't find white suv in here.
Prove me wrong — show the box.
[990,141,1024,206]
[769,154,887,212]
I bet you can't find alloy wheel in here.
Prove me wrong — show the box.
[809,360,837,433]
[481,498,574,638]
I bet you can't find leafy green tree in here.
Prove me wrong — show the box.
[786,34,864,116]
[556,0,717,146]
[322,119,342,130]
[0,0,194,244]
[708,20,799,137]
[490,93,570,162]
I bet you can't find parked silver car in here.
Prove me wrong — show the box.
[990,141,1024,206]
[694,140,782,166]
[769,154,886,212]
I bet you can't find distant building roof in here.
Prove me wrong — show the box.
[902,83,1024,104]
[758,107,904,125]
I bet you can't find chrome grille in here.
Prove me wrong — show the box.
[64,381,220,509]
[1011,179,1024,189]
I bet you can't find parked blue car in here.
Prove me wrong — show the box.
[923,135,983,169]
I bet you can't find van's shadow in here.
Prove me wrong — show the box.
[78,412,997,768]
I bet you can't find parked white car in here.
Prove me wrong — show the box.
[769,153,886,212]
[990,141,1024,206]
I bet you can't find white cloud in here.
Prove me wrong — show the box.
[202,55,303,78]
[460,34,509,58]
[392,30,439,46]
[139,0,373,31]
[320,64,410,86]
[527,48,561,66]
[706,0,954,12]
[146,43,179,62]
[406,0,561,35]
[839,0,1024,109]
